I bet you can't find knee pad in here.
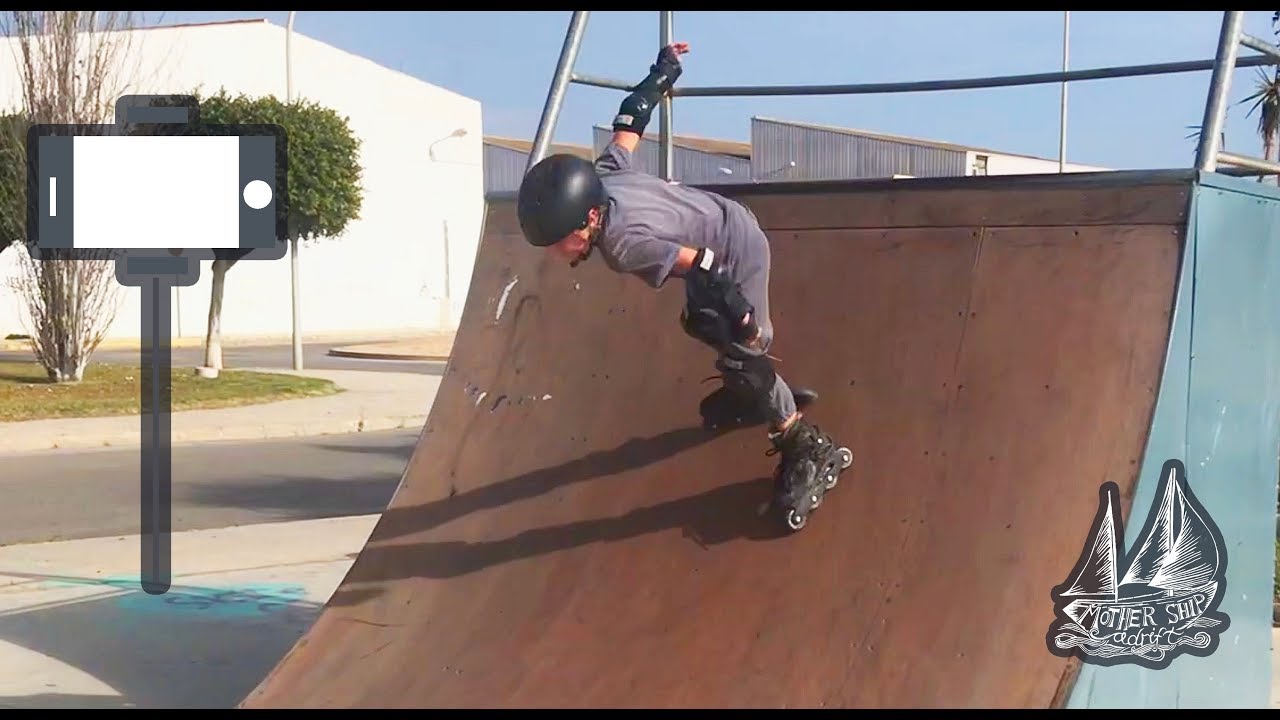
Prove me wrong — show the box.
[680,306,732,350]
[715,352,777,403]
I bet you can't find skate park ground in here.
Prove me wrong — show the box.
[13,168,1280,708]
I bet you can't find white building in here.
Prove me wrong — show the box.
[0,18,484,344]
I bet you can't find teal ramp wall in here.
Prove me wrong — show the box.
[1067,171,1280,708]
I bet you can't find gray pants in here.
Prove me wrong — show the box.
[682,209,798,428]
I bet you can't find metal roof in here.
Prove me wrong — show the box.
[482,136,597,161]
[752,115,1071,164]
[132,18,270,32]
[485,132,752,161]
[586,126,751,159]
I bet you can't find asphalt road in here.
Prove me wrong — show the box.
[0,342,445,376]
[0,428,419,547]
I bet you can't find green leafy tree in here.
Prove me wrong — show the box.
[162,89,363,374]
[0,113,28,254]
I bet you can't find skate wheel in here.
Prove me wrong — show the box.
[824,472,839,491]
[837,447,853,470]
[786,509,807,531]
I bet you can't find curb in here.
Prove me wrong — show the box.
[327,347,450,361]
[0,413,427,455]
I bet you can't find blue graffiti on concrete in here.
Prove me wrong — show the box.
[90,576,313,619]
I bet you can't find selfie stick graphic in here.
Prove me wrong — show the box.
[26,96,288,595]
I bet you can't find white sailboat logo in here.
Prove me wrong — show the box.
[1047,459,1229,668]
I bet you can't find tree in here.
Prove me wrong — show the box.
[1238,14,1280,184]
[0,11,142,382]
[181,89,363,375]
[0,113,26,254]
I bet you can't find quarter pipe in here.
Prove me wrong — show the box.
[240,169,1279,708]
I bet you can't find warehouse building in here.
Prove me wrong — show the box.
[486,115,1108,195]
[482,130,753,195]
[0,18,484,343]
[590,126,753,185]
[749,116,1110,181]
[483,137,597,195]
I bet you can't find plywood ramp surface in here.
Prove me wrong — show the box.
[242,172,1190,708]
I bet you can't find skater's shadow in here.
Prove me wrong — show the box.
[328,473,787,604]
[325,424,790,605]
[368,424,736,542]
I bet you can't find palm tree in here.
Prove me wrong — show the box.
[1238,64,1280,183]
[1185,123,1227,161]
[1236,13,1280,183]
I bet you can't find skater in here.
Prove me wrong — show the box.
[515,41,850,524]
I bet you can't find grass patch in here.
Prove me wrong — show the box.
[0,361,341,422]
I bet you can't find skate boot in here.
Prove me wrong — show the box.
[698,379,817,430]
[766,418,853,531]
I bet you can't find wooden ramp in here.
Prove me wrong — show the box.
[241,170,1206,708]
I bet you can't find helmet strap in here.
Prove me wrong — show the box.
[569,204,607,268]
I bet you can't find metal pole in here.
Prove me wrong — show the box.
[1058,11,1069,173]
[1217,150,1280,175]
[658,11,674,181]
[569,53,1275,97]
[1241,32,1280,61]
[528,11,590,171]
[442,219,452,325]
[1196,11,1245,172]
[287,11,303,371]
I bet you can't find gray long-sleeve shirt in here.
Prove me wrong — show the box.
[592,140,762,290]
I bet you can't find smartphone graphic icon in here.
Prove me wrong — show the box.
[27,114,286,253]
[22,95,289,596]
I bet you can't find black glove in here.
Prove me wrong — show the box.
[612,44,684,136]
[650,44,684,89]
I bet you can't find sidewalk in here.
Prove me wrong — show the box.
[0,329,448,354]
[328,333,454,361]
[0,369,440,455]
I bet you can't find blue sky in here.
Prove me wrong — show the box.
[149,11,1278,171]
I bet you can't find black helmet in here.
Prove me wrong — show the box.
[517,153,608,246]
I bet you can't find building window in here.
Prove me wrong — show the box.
[974,154,989,176]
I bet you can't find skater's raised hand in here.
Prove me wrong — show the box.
[653,41,690,84]
[659,41,690,63]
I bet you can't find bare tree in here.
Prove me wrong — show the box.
[0,11,143,382]
[10,248,120,381]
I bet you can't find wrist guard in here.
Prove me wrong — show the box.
[612,46,684,136]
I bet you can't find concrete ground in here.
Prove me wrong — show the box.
[0,338,434,707]
[0,515,377,708]
[0,428,413,545]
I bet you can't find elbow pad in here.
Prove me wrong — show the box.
[612,56,683,137]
